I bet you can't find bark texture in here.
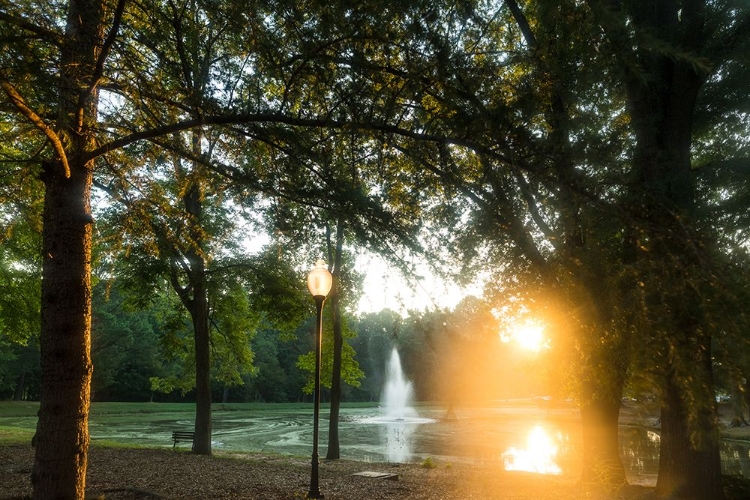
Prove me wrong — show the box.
[33,159,94,500]
[172,181,212,455]
[326,219,346,460]
[32,0,103,497]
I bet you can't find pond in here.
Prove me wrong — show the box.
[86,403,750,486]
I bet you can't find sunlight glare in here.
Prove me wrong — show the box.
[502,425,562,475]
[509,321,548,351]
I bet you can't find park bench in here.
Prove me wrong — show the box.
[171,430,195,450]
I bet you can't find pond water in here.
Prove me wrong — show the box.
[87,404,750,486]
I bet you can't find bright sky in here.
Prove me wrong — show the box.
[243,234,482,316]
[354,252,481,315]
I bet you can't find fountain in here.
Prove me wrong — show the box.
[383,348,417,421]
[361,348,434,462]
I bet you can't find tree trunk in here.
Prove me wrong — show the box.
[656,372,725,499]
[326,219,345,460]
[729,379,747,427]
[33,159,94,499]
[182,177,211,456]
[579,395,626,490]
[32,0,103,497]
[326,285,343,460]
[591,1,725,494]
[191,278,212,455]
[166,136,213,455]
[13,372,26,401]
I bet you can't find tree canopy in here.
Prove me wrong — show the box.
[1,0,749,498]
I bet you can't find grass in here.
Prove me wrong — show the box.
[0,401,39,417]
[0,426,34,445]
[0,400,379,417]
[0,400,382,447]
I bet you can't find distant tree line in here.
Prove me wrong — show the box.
[2,282,557,406]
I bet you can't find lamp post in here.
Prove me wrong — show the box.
[307,259,333,499]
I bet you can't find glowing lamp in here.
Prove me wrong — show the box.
[307,259,333,298]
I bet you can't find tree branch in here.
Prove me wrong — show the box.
[0,77,70,178]
[0,10,64,46]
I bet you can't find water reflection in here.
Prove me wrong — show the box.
[620,427,661,480]
[85,405,750,482]
[723,441,750,477]
[620,427,750,482]
[502,425,563,474]
[384,421,415,463]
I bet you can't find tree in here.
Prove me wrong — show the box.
[0,1,109,495]
[90,282,164,401]
[350,310,403,401]
[0,183,43,401]
[584,2,749,497]
[0,0,352,495]
[280,1,747,494]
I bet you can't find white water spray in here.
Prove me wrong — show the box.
[360,348,434,462]
[383,348,417,421]
[379,348,432,462]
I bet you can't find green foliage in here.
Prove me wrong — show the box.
[245,249,309,335]
[297,312,365,394]
[149,377,177,396]
[91,283,166,401]
[240,325,307,402]
[145,281,259,397]
[209,281,259,387]
[0,197,42,346]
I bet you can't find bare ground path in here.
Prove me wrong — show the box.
[2,443,651,500]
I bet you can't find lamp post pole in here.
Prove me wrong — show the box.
[309,294,325,499]
[307,260,332,499]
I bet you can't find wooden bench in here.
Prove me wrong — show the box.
[172,431,195,450]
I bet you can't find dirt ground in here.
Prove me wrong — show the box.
[1,442,659,500]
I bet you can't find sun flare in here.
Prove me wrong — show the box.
[509,321,548,352]
[502,425,562,475]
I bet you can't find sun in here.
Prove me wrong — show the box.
[509,321,548,352]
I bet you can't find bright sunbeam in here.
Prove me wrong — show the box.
[502,425,562,475]
[508,321,548,352]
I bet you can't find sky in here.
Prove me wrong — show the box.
[243,232,480,316]
[354,252,482,315]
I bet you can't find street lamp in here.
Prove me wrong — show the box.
[307,259,333,499]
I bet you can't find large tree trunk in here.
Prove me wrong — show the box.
[589,1,725,495]
[656,370,724,499]
[579,391,626,490]
[33,160,95,499]
[32,1,103,497]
